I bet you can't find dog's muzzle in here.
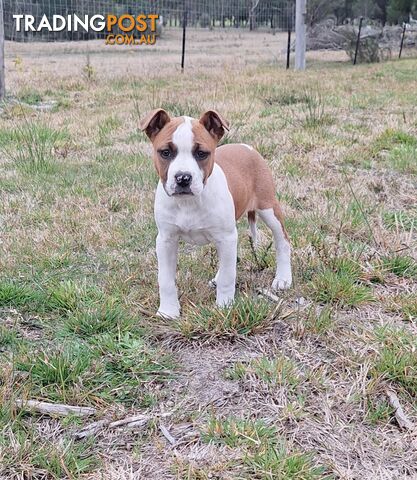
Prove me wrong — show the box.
[173,172,193,195]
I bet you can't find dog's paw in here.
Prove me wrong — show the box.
[208,279,216,288]
[272,276,292,290]
[157,307,180,320]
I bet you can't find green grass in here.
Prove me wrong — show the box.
[383,209,417,231]
[97,115,122,146]
[174,295,275,339]
[0,280,40,308]
[366,398,394,425]
[386,294,417,321]
[387,145,417,174]
[202,417,277,448]
[16,344,92,402]
[88,333,173,404]
[226,356,302,389]
[0,417,98,479]
[370,129,417,173]
[202,417,326,479]
[18,88,43,105]
[63,302,135,337]
[381,255,417,279]
[304,306,335,335]
[309,258,373,307]
[0,119,68,173]
[374,327,417,396]
[246,444,326,480]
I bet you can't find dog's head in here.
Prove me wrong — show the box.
[140,109,229,197]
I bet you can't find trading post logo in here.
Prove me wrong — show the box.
[13,14,160,45]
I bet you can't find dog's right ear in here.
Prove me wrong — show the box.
[139,109,171,141]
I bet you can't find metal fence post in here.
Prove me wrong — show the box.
[181,8,187,72]
[353,17,363,65]
[399,23,406,59]
[286,28,291,69]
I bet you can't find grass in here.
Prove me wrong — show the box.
[1,33,416,477]
[16,344,92,402]
[381,255,417,279]
[309,258,373,307]
[202,417,327,479]
[373,327,417,396]
[0,418,98,479]
[383,209,417,231]
[0,117,68,173]
[173,295,276,339]
[386,294,417,321]
[226,356,302,390]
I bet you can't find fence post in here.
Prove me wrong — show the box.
[0,0,5,101]
[286,28,291,69]
[353,17,363,65]
[181,8,187,72]
[295,0,306,70]
[399,23,406,59]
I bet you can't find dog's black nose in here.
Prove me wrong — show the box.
[175,172,192,187]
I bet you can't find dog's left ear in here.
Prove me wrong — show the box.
[199,110,229,141]
[140,108,171,141]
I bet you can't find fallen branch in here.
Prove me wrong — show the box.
[14,399,96,417]
[386,389,414,430]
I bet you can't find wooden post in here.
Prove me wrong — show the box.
[295,0,306,70]
[0,0,5,101]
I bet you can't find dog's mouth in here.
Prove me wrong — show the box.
[172,187,193,196]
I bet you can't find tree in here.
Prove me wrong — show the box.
[387,0,416,23]
[306,0,345,26]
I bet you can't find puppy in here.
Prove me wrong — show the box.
[140,109,292,319]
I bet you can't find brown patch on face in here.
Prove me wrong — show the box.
[150,117,185,186]
[191,120,219,183]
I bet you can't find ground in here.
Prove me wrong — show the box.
[0,28,416,479]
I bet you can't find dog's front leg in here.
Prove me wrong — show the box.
[215,229,238,308]
[156,233,180,319]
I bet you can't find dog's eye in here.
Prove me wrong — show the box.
[160,149,171,159]
[195,150,209,160]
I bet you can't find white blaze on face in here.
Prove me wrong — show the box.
[166,117,204,196]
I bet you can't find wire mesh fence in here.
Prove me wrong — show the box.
[3,0,296,42]
[1,0,417,87]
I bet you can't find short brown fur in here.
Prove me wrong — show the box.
[214,144,289,241]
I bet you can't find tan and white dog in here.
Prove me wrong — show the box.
[140,109,292,319]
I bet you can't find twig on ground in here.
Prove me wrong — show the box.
[159,424,176,445]
[14,399,96,417]
[386,389,414,430]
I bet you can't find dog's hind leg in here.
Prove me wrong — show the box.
[257,202,292,290]
[248,210,258,247]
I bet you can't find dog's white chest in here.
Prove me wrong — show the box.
[154,164,236,246]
